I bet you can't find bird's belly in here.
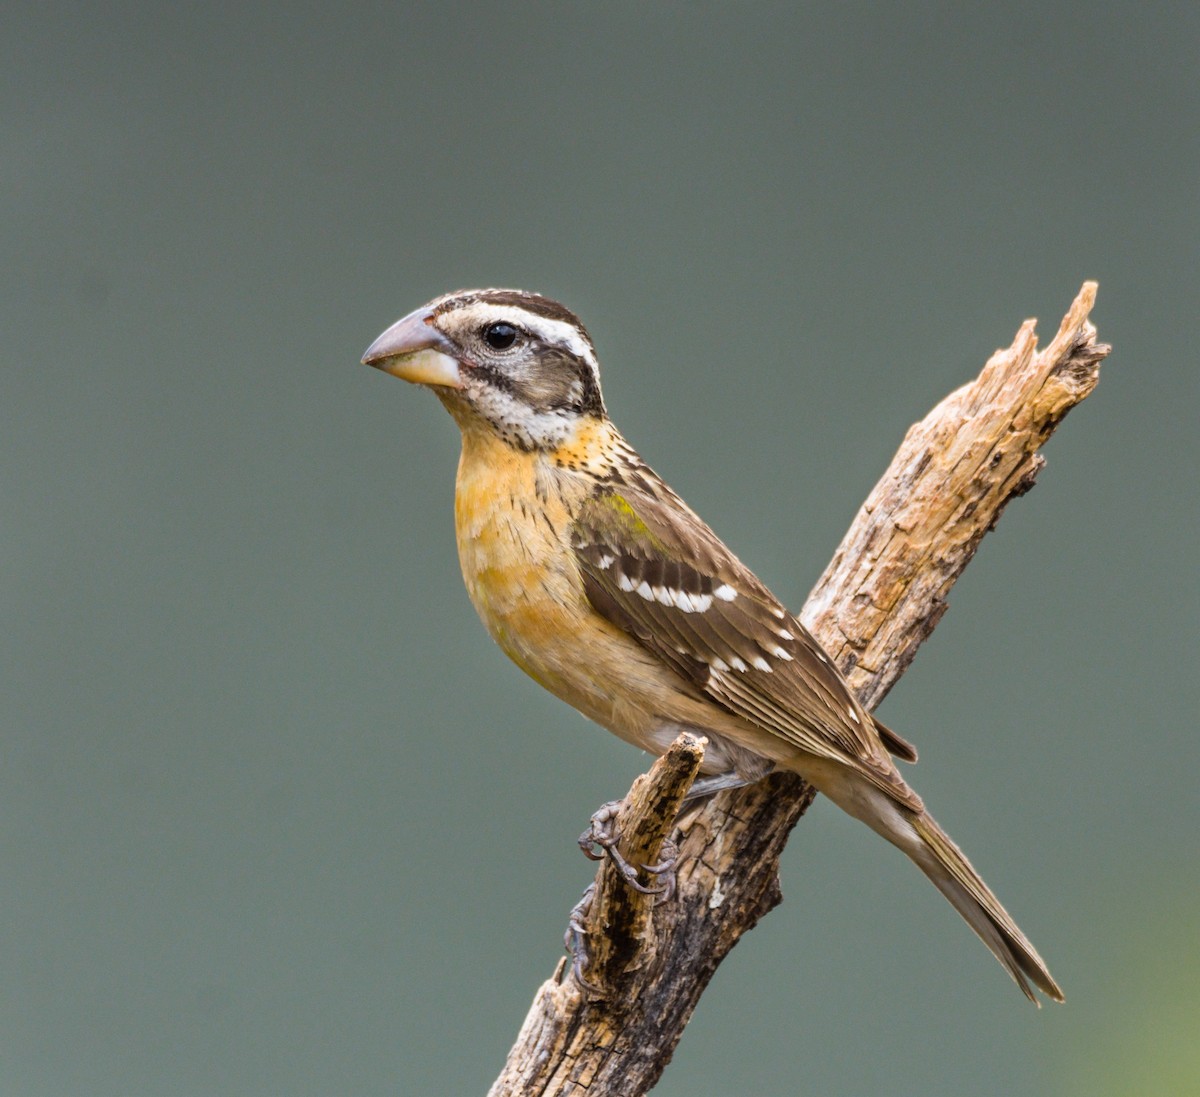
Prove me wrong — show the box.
[457,528,656,738]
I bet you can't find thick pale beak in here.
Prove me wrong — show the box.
[361,307,463,388]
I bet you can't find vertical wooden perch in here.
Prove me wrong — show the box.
[488,284,1109,1097]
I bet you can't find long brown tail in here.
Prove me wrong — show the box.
[909,810,1063,1004]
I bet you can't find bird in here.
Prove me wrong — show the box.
[361,287,1063,1004]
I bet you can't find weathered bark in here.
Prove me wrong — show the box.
[488,283,1109,1097]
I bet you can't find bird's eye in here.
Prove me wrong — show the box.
[483,322,519,350]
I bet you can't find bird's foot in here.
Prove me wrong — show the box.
[578,800,679,897]
[564,834,679,994]
[564,883,600,994]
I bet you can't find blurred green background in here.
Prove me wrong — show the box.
[4,3,1197,1095]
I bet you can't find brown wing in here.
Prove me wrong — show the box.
[571,477,922,811]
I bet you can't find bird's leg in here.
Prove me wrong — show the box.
[682,771,754,802]
[578,800,678,896]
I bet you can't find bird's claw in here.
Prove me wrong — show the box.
[564,883,601,994]
[641,837,679,902]
[578,801,622,860]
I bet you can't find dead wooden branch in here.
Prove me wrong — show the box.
[487,283,1109,1097]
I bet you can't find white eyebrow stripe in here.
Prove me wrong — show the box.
[453,302,599,371]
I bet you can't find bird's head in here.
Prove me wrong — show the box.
[363,289,607,450]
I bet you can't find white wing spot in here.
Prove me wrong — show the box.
[771,606,786,619]
[711,657,730,672]
[596,553,614,569]
[615,578,718,613]
[772,645,794,660]
[778,628,794,641]
[729,656,749,672]
[847,706,860,724]
[672,591,712,613]
[751,656,772,672]
[714,583,737,602]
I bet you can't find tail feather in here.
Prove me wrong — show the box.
[910,811,1063,1004]
[872,714,919,763]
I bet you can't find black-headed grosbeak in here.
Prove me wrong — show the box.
[362,288,1062,1004]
